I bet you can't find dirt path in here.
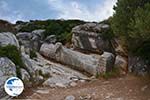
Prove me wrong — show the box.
[18,74,150,100]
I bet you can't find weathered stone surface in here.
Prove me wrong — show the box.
[40,43,115,75]
[20,68,30,83]
[0,32,19,48]
[128,56,149,76]
[21,53,50,84]
[72,23,114,53]
[16,29,45,51]
[100,52,115,72]
[21,53,88,87]
[111,38,127,56]
[115,56,128,75]
[0,57,16,98]
[44,35,56,44]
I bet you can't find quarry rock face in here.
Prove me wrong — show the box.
[0,32,19,48]
[0,57,17,98]
[40,43,115,75]
[72,23,115,53]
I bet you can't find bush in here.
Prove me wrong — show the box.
[0,45,24,77]
[102,68,120,79]
[0,45,24,67]
[30,50,37,59]
[111,0,150,63]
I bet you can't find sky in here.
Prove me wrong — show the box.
[0,0,117,23]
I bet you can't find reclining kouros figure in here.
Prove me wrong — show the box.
[40,42,115,76]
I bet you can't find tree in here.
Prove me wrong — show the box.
[129,3,150,61]
[111,0,150,62]
[111,0,150,37]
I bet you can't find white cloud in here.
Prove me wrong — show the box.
[48,0,117,22]
[0,1,24,23]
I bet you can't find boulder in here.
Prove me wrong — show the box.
[21,53,47,84]
[0,32,19,48]
[32,29,45,39]
[100,52,115,73]
[72,23,114,53]
[20,68,31,84]
[16,29,45,51]
[115,55,128,75]
[40,43,115,75]
[111,38,127,56]
[22,53,88,87]
[0,57,16,98]
[44,35,56,44]
[128,56,149,76]
[16,32,32,50]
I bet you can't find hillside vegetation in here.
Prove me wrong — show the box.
[17,19,85,44]
[111,0,150,63]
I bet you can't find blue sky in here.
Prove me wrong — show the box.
[0,0,117,23]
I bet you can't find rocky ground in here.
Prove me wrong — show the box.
[17,74,150,100]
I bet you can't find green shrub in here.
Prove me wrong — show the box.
[111,0,150,63]
[100,68,120,79]
[18,19,85,44]
[0,45,24,77]
[30,50,37,59]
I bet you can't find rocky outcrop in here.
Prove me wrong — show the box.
[40,43,115,75]
[0,32,19,48]
[128,56,149,76]
[0,57,16,98]
[72,23,115,53]
[16,29,45,52]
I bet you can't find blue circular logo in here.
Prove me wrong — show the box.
[4,77,24,97]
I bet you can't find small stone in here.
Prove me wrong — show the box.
[70,82,77,87]
[36,90,49,94]
[65,95,75,100]
[80,80,85,83]
[55,83,66,88]
[105,93,113,99]
[141,85,148,91]
[129,89,132,92]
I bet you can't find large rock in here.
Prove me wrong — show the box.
[40,43,115,75]
[44,35,56,44]
[16,29,45,51]
[115,55,128,75]
[22,53,88,87]
[128,56,149,76]
[0,32,19,48]
[72,23,115,53]
[111,38,127,56]
[0,57,17,98]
